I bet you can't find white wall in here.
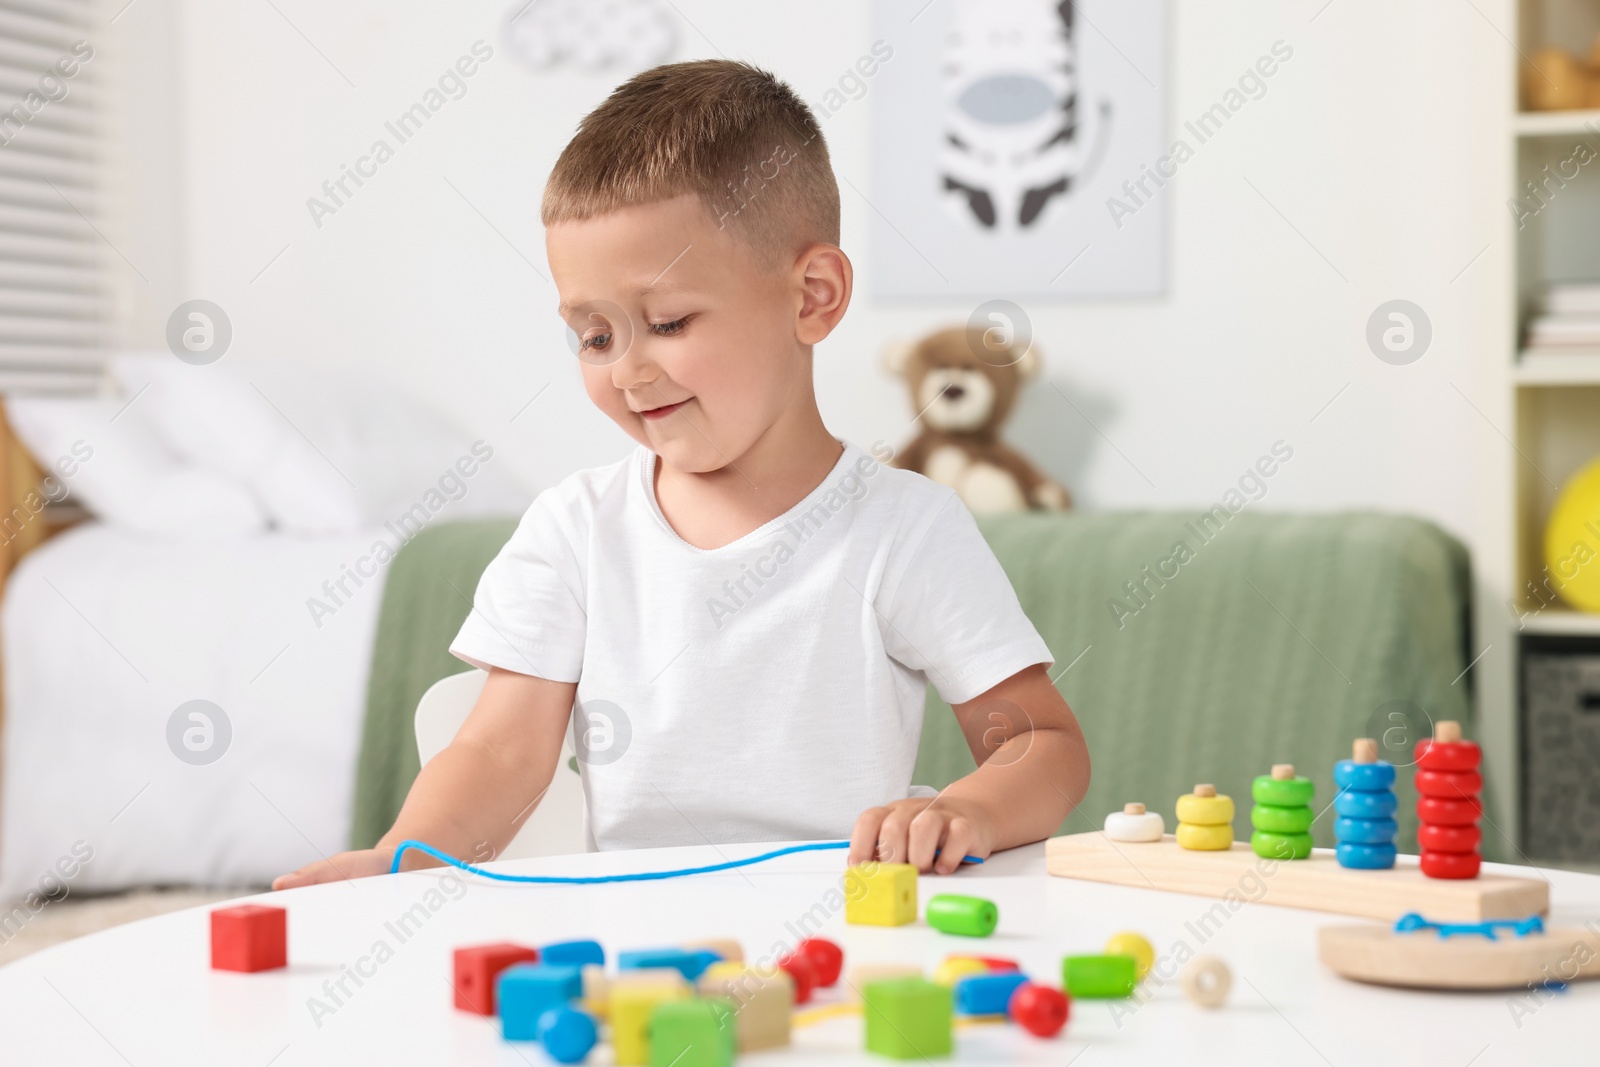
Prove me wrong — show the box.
[107,0,1511,553]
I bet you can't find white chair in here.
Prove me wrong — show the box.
[413,669,587,859]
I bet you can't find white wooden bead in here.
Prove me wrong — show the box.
[1103,808,1165,842]
[1180,956,1231,1008]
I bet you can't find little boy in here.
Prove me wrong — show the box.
[275,60,1088,889]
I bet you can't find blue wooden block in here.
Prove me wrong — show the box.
[618,947,720,981]
[536,1005,598,1063]
[498,963,583,1041]
[1336,842,1397,869]
[953,971,1030,1016]
[1333,759,1396,791]
[1335,816,1398,845]
[1333,789,1397,820]
[542,939,606,968]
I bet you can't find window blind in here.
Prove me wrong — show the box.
[0,0,105,394]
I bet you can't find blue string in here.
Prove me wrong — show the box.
[388,839,982,883]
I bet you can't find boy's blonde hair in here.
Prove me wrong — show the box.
[542,60,840,269]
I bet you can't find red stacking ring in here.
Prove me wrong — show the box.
[1417,796,1482,825]
[1418,822,1482,853]
[1421,849,1481,879]
[1415,769,1484,800]
[1415,738,1482,772]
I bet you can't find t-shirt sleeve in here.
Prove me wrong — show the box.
[449,491,587,682]
[878,491,1054,705]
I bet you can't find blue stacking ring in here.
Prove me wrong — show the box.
[1336,842,1397,869]
[1333,759,1396,791]
[1335,816,1399,845]
[1334,789,1397,819]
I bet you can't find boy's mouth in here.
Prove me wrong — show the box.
[639,399,691,420]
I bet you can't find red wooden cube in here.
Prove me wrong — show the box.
[210,905,287,973]
[453,943,540,1014]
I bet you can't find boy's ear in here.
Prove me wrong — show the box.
[882,339,916,377]
[794,243,853,346]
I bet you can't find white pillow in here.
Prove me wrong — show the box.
[112,354,528,533]
[4,396,268,537]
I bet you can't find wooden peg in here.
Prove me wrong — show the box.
[1271,764,1295,780]
[1435,721,1462,743]
[1352,739,1377,764]
[1123,803,1146,815]
[1193,784,1216,798]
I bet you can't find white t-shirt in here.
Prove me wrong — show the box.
[450,439,1053,851]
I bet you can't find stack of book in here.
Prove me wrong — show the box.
[1524,282,1600,355]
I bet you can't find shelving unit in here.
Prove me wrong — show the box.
[1497,0,1600,860]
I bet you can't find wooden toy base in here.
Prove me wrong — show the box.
[1318,924,1600,990]
[1045,833,1548,923]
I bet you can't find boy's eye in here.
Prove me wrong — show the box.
[649,317,689,336]
[580,331,612,352]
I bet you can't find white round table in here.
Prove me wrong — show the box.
[2,841,1594,1065]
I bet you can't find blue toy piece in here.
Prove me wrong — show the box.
[1334,816,1400,844]
[542,939,606,968]
[498,963,583,1041]
[953,971,1031,1016]
[1335,842,1398,869]
[1395,912,1544,940]
[617,947,721,981]
[535,1005,598,1063]
[1333,758,1396,791]
[1333,790,1397,819]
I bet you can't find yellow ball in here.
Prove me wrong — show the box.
[1175,793,1235,827]
[1104,931,1155,980]
[1545,457,1600,613]
[1176,822,1234,850]
[932,957,989,987]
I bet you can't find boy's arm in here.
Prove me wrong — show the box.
[272,667,575,889]
[847,663,1090,875]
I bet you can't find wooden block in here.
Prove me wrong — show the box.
[843,863,917,926]
[451,942,539,1014]
[697,967,793,1051]
[611,976,690,1066]
[1045,832,1548,923]
[210,905,286,973]
[683,938,744,964]
[1318,923,1600,990]
[845,963,923,998]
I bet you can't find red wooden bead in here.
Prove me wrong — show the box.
[1418,823,1482,853]
[1007,981,1069,1037]
[452,943,540,1014]
[976,956,1021,971]
[210,905,286,973]
[796,938,843,987]
[1421,849,1481,879]
[777,951,816,1004]
[1415,769,1483,800]
[1415,738,1482,773]
[1416,796,1482,825]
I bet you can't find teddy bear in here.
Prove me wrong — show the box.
[883,325,1071,513]
[1523,37,1600,111]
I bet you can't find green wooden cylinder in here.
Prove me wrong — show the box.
[1061,954,1137,999]
[925,894,998,937]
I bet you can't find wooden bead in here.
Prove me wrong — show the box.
[1007,982,1069,1037]
[1336,842,1397,869]
[1252,773,1314,808]
[1421,849,1481,879]
[1103,932,1154,980]
[1334,816,1398,844]
[776,951,816,1004]
[1416,736,1481,772]
[932,957,988,987]
[1104,807,1165,842]
[954,972,1029,1016]
[926,894,999,937]
[1061,954,1137,999]
[1176,822,1234,851]
[1417,795,1482,825]
[1180,956,1231,1008]
[1175,792,1235,826]
[1419,823,1482,853]
[1333,759,1395,792]
[796,938,842,987]
[1251,804,1314,834]
[1250,830,1312,860]
[1416,769,1483,800]
[1335,790,1397,819]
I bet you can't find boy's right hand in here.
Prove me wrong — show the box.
[272,847,396,891]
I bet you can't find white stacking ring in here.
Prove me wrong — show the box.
[1103,802,1165,842]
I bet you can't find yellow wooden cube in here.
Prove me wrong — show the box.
[844,863,918,926]
[697,967,794,1051]
[610,974,690,1066]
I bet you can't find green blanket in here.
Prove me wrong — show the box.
[351,512,1476,857]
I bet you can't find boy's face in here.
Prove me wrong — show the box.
[547,195,807,474]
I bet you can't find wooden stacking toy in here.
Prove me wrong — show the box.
[1415,720,1483,879]
[1104,801,1164,842]
[1251,763,1314,859]
[1175,784,1234,850]
[1334,738,1398,869]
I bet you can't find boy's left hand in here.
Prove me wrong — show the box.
[848,796,994,875]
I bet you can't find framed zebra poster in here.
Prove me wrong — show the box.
[868,0,1167,298]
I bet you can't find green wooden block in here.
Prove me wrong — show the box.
[1062,954,1137,998]
[650,997,735,1067]
[1250,803,1314,834]
[863,978,953,1060]
[1251,829,1314,859]
[925,894,998,937]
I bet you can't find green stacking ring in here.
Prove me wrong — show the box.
[1251,830,1313,860]
[1062,954,1137,999]
[926,894,999,937]
[1252,774,1314,807]
[1251,803,1313,834]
